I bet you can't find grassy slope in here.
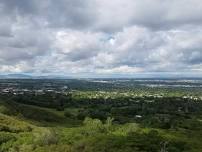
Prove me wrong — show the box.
[0,99,202,152]
[0,100,76,151]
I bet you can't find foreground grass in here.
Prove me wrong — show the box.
[0,100,202,152]
[0,115,194,152]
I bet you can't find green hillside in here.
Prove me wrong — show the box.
[0,91,202,152]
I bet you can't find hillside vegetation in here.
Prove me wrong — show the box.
[0,89,202,152]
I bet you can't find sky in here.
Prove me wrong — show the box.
[0,0,202,78]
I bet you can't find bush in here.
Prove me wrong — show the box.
[77,110,89,120]
[80,117,114,136]
[0,114,32,133]
[0,132,16,144]
[0,105,10,115]
[35,129,58,146]
[82,117,105,135]
[64,111,75,118]
[104,117,114,133]
[33,145,71,152]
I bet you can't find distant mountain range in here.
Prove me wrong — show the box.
[0,74,31,79]
[0,74,71,79]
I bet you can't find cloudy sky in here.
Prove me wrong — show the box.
[0,0,202,77]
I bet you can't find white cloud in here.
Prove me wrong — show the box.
[96,66,143,74]
[0,0,202,77]
[54,30,106,61]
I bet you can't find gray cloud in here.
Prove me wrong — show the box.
[2,0,202,31]
[0,0,202,76]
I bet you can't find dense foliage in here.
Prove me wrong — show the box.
[0,79,202,151]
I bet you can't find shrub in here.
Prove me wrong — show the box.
[82,117,105,135]
[35,129,58,146]
[0,114,32,133]
[104,117,114,133]
[33,144,71,152]
[64,111,74,118]
[0,132,16,144]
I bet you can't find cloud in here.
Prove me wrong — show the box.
[2,0,202,31]
[96,66,143,74]
[92,0,202,31]
[0,0,202,77]
[106,26,202,73]
[54,30,106,61]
